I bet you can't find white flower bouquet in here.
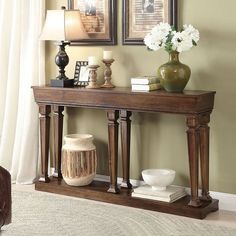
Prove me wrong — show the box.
[144,23,200,53]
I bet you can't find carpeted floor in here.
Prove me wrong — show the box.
[1,187,236,236]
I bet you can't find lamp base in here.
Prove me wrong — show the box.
[50,79,74,88]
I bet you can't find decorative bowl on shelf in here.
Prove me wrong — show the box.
[142,169,176,191]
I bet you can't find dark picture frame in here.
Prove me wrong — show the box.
[122,0,178,45]
[74,61,89,86]
[68,0,117,45]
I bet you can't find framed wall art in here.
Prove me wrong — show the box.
[74,61,89,86]
[122,0,178,45]
[68,0,117,45]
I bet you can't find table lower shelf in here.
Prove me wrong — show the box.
[35,178,218,219]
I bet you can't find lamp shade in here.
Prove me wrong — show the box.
[40,10,87,41]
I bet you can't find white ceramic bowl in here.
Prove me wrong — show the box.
[142,169,176,191]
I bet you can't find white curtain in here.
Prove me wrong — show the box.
[0,0,45,183]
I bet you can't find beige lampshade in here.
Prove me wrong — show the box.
[40,10,87,41]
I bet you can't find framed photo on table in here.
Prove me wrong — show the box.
[122,0,178,45]
[74,61,89,86]
[68,0,117,45]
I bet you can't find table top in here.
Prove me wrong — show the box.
[32,86,216,115]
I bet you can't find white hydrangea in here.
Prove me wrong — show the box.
[183,24,200,43]
[144,33,164,51]
[144,23,200,53]
[152,22,171,37]
[144,23,171,51]
[171,31,193,52]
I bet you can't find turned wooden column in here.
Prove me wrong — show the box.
[39,104,51,183]
[120,110,132,189]
[186,115,202,207]
[107,110,120,193]
[199,112,212,201]
[52,106,64,178]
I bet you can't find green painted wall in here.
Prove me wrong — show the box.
[46,0,236,194]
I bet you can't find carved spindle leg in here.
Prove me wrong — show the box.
[199,113,212,201]
[52,105,64,178]
[186,116,202,207]
[39,105,51,183]
[107,110,120,193]
[120,110,132,189]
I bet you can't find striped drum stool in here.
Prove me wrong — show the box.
[62,134,97,186]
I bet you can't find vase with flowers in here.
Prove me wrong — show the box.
[144,23,200,92]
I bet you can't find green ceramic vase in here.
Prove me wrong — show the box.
[158,51,191,93]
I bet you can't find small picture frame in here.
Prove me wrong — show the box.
[74,61,89,86]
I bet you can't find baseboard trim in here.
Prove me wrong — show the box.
[95,174,236,212]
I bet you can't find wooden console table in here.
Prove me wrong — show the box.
[32,86,218,219]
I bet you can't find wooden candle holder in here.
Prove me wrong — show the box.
[86,65,100,89]
[101,59,115,88]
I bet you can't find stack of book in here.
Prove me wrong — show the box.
[131,76,161,91]
[131,185,187,203]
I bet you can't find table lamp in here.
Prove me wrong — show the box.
[40,8,87,87]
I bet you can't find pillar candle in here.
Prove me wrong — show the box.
[88,56,98,66]
[103,51,113,60]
